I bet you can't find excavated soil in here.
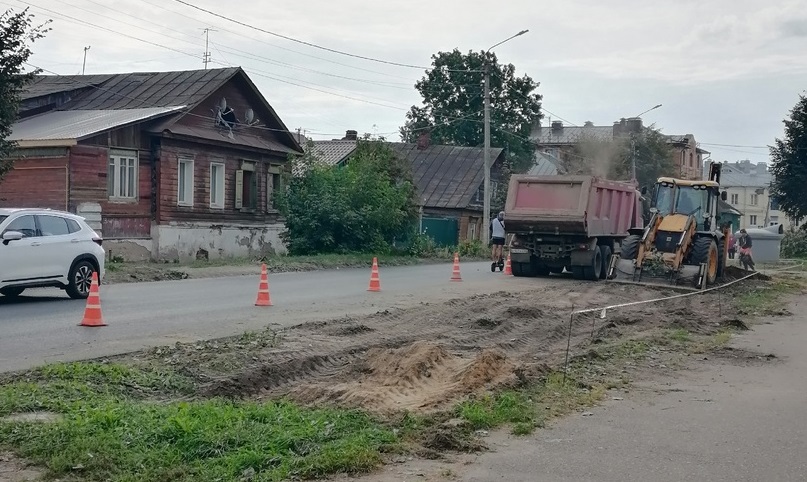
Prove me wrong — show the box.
[187,280,758,413]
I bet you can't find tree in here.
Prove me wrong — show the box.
[770,93,807,220]
[400,49,542,173]
[568,125,676,190]
[0,8,49,181]
[278,140,418,255]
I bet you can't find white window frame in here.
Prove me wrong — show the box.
[210,162,225,209]
[266,165,281,212]
[749,215,757,226]
[108,149,138,201]
[178,157,195,207]
[730,193,739,204]
[750,194,758,206]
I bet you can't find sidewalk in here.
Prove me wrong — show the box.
[459,296,807,481]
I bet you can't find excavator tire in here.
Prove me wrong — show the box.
[620,235,642,260]
[717,238,726,278]
[690,237,718,287]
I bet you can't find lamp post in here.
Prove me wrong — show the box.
[630,104,662,181]
[482,29,529,244]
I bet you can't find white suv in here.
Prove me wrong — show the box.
[0,208,106,299]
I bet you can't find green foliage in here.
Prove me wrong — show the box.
[458,239,487,258]
[0,362,396,481]
[457,392,537,431]
[0,8,49,181]
[569,125,676,190]
[780,230,807,258]
[770,93,807,220]
[278,140,418,255]
[400,49,542,173]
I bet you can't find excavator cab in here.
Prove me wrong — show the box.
[607,163,729,289]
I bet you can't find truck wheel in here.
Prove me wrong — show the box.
[716,238,726,278]
[535,263,550,276]
[571,267,585,279]
[512,262,535,277]
[690,237,718,287]
[599,246,612,280]
[582,248,602,281]
[620,235,642,260]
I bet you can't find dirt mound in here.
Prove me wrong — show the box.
[282,342,515,412]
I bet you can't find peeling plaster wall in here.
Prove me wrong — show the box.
[105,239,153,262]
[153,222,286,261]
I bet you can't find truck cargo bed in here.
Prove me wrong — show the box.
[504,175,642,237]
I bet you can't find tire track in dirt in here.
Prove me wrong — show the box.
[201,281,705,412]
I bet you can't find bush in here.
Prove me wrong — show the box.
[459,239,487,258]
[780,230,807,258]
[278,141,418,255]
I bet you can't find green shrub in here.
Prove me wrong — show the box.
[780,230,807,258]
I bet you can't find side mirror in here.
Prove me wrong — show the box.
[721,191,728,201]
[2,231,23,244]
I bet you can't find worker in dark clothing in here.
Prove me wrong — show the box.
[738,229,755,271]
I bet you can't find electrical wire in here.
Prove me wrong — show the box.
[171,0,483,73]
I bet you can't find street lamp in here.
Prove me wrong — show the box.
[482,29,529,244]
[630,104,663,181]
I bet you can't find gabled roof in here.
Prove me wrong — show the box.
[390,143,504,210]
[25,68,240,110]
[15,67,302,153]
[9,107,185,147]
[300,140,504,210]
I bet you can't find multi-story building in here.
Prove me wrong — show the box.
[705,160,800,230]
[531,118,707,180]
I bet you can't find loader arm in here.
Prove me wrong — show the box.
[635,212,663,270]
[669,215,697,271]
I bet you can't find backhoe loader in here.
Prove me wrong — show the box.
[606,162,730,289]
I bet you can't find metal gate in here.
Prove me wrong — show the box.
[421,217,458,246]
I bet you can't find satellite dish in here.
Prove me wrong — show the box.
[245,108,254,123]
[219,97,227,111]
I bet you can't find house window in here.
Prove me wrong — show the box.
[108,150,138,200]
[749,215,757,226]
[468,221,477,241]
[210,162,225,209]
[235,161,258,210]
[178,157,194,206]
[266,167,281,211]
[750,194,758,206]
[770,197,780,210]
[730,193,739,204]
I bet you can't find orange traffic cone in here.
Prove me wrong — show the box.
[504,254,512,275]
[255,263,273,306]
[79,272,106,327]
[450,252,462,281]
[368,257,381,292]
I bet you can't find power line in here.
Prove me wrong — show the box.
[15,1,410,111]
[171,0,483,73]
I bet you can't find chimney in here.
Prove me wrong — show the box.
[584,121,594,127]
[613,118,628,137]
[626,117,643,133]
[551,120,563,132]
[417,131,430,150]
[342,129,358,141]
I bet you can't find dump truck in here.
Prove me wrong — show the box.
[504,175,644,280]
[606,162,729,289]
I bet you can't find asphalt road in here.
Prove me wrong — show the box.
[0,261,543,373]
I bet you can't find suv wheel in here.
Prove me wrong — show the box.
[0,287,25,298]
[66,260,95,299]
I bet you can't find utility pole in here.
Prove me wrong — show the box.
[82,46,91,75]
[481,29,528,245]
[482,61,492,244]
[202,28,216,69]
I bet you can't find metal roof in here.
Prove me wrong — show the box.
[299,141,504,210]
[9,106,186,145]
[390,143,504,210]
[531,125,615,145]
[528,151,565,175]
[703,161,772,188]
[23,68,240,110]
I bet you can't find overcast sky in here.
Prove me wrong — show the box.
[7,0,807,164]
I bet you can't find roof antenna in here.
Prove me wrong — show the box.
[82,46,91,75]
[202,27,217,69]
